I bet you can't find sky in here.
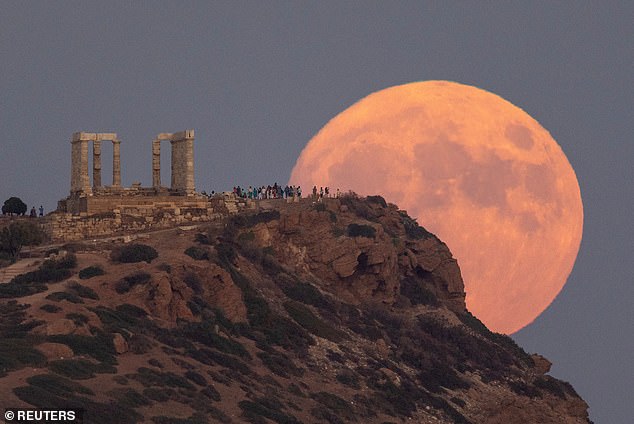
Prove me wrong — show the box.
[1,2,632,422]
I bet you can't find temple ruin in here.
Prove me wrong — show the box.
[57,129,209,216]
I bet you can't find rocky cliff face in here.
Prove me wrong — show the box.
[0,195,590,423]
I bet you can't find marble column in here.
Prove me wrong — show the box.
[112,139,121,187]
[152,139,161,188]
[92,140,102,188]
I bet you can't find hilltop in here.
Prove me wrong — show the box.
[0,195,590,423]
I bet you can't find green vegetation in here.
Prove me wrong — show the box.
[279,280,335,312]
[45,291,84,304]
[6,253,76,291]
[2,196,27,215]
[366,195,388,207]
[239,396,300,424]
[257,350,304,379]
[230,268,314,354]
[47,332,116,364]
[400,276,439,306]
[311,392,354,422]
[346,223,376,238]
[400,211,434,240]
[184,246,209,260]
[283,300,345,342]
[67,281,99,300]
[0,302,46,376]
[336,369,361,389]
[129,367,195,390]
[110,243,158,263]
[116,272,151,294]
[27,373,94,396]
[78,265,104,279]
[65,313,89,325]
[0,220,44,260]
[48,358,116,380]
[40,304,62,313]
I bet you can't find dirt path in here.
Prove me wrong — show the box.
[0,258,42,284]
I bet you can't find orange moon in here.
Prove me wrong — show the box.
[289,81,583,334]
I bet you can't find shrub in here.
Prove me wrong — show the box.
[230,210,280,229]
[336,370,361,389]
[27,373,94,396]
[179,322,249,358]
[143,387,175,402]
[184,371,207,386]
[239,397,300,424]
[183,272,203,294]
[200,385,221,401]
[534,375,568,399]
[40,304,62,313]
[111,244,158,263]
[45,291,84,304]
[116,272,151,294]
[67,281,99,300]
[48,358,116,380]
[283,301,345,342]
[311,392,353,421]
[279,280,334,312]
[0,338,47,375]
[0,219,43,259]
[188,348,252,377]
[108,388,152,408]
[65,313,89,325]
[366,195,387,207]
[79,265,104,280]
[90,306,139,331]
[184,246,209,261]
[346,223,376,238]
[130,367,195,390]
[128,334,154,354]
[47,332,116,364]
[46,253,77,270]
[194,233,211,245]
[257,351,304,379]
[400,276,439,306]
[400,211,434,240]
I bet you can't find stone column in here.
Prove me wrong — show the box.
[182,130,195,195]
[79,139,91,194]
[152,139,161,188]
[170,139,181,191]
[112,139,121,187]
[170,130,195,195]
[70,134,81,194]
[93,140,102,188]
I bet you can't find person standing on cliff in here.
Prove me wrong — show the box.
[29,206,37,218]
[39,205,44,217]
[312,186,317,199]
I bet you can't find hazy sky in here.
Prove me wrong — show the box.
[1,2,632,422]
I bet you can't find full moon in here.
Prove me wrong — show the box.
[289,81,583,334]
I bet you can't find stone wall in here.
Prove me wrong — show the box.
[43,194,259,243]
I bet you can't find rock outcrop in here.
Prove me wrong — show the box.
[0,195,590,424]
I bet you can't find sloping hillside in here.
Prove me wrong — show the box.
[0,195,590,423]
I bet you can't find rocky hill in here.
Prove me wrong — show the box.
[0,195,590,423]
